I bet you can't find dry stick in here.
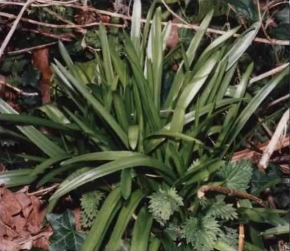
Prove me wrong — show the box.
[7,42,57,55]
[0,79,39,96]
[0,0,34,58]
[267,94,290,107]
[249,63,289,85]
[0,12,125,29]
[258,109,289,171]
[1,2,290,46]
[27,183,59,196]
[42,7,86,34]
[197,185,266,207]
[237,201,245,251]
[160,0,190,26]
[231,136,289,162]
[21,27,75,41]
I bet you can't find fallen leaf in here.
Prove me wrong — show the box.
[32,48,53,104]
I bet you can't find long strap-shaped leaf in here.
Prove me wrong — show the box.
[61,151,143,166]
[0,99,66,157]
[222,65,289,156]
[170,50,220,134]
[106,189,145,251]
[0,169,35,188]
[82,187,122,251]
[163,10,214,110]
[223,21,261,70]
[52,59,129,148]
[30,154,71,177]
[130,206,153,251]
[50,155,176,201]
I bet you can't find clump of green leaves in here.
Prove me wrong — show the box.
[80,190,104,229]
[148,188,183,226]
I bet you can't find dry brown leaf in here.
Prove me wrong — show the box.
[32,48,53,104]
[0,238,21,251]
[0,186,51,250]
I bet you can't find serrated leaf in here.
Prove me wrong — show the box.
[206,195,238,221]
[220,160,252,191]
[47,210,87,251]
[148,188,183,226]
[181,216,220,250]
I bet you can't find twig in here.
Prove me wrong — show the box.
[267,94,290,107]
[27,183,59,196]
[0,79,39,96]
[231,136,289,162]
[258,0,280,64]
[1,2,289,45]
[197,185,266,207]
[42,7,86,34]
[21,27,75,41]
[7,42,57,55]
[258,109,289,171]
[160,0,190,26]
[0,12,125,29]
[249,63,289,85]
[237,201,245,251]
[0,0,34,59]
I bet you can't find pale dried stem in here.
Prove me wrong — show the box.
[27,183,59,196]
[237,201,245,251]
[258,109,289,171]
[0,79,39,96]
[1,1,289,45]
[249,63,289,85]
[198,185,266,207]
[0,0,34,58]
[7,42,57,55]
[267,94,290,107]
[232,136,289,162]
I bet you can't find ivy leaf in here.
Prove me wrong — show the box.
[220,160,253,192]
[47,210,87,251]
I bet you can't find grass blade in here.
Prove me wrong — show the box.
[30,154,71,177]
[106,189,145,251]
[223,22,261,70]
[0,99,66,157]
[51,155,176,201]
[130,206,153,251]
[82,188,122,251]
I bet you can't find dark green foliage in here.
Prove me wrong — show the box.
[46,210,87,251]
[0,2,289,250]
